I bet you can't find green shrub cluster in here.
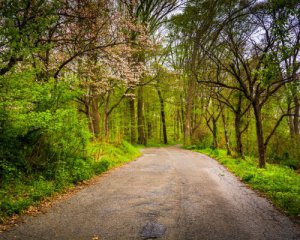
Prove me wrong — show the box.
[0,72,89,181]
[195,148,300,217]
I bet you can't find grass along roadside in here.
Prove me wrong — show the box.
[0,141,141,224]
[191,147,300,218]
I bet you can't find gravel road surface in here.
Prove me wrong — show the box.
[1,146,299,240]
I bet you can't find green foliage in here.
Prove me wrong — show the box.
[0,0,59,71]
[93,160,110,175]
[267,135,300,169]
[88,141,141,168]
[0,177,55,217]
[68,158,94,183]
[0,71,89,179]
[195,148,300,217]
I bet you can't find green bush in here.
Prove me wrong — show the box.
[280,158,300,170]
[0,73,91,180]
[271,192,300,216]
[30,178,55,201]
[68,158,93,183]
[119,140,138,154]
[241,173,255,182]
[0,161,21,182]
[53,168,71,190]
[0,198,32,215]
[93,160,110,174]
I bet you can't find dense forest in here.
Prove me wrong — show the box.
[0,0,299,221]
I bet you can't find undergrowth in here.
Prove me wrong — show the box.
[0,141,140,223]
[190,147,300,218]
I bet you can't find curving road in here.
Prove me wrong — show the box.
[1,147,299,240]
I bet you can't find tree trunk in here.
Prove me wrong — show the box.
[184,104,191,145]
[157,88,167,144]
[234,114,243,157]
[90,97,101,138]
[253,103,266,168]
[180,95,185,134]
[104,113,109,140]
[147,122,152,139]
[212,118,218,149]
[184,80,194,145]
[137,86,147,145]
[293,96,300,136]
[129,92,136,143]
[84,101,93,134]
[104,94,110,141]
[145,102,152,140]
[176,109,180,140]
[287,104,295,138]
[222,110,231,155]
[123,103,130,142]
[184,30,199,145]
[173,113,176,142]
[288,115,295,138]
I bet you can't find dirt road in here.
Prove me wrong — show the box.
[1,147,299,240]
